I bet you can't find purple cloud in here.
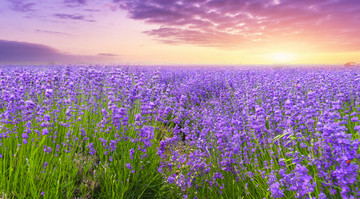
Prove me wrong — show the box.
[0,40,59,62]
[36,29,71,36]
[84,9,101,12]
[64,0,87,4]
[54,13,95,22]
[0,40,116,64]
[8,0,36,12]
[113,0,360,50]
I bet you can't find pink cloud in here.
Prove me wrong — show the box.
[112,0,360,51]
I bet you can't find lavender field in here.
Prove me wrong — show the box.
[0,65,360,199]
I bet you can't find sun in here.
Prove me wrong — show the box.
[270,52,295,63]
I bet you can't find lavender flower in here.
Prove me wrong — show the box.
[167,176,175,184]
[125,163,132,170]
[42,128,49,135]
[129,148,135,159]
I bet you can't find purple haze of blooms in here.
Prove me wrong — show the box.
[1,65,360,199]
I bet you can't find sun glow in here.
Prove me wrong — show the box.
[270,52,296,63]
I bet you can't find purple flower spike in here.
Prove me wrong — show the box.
[167,176,175,184]
[129,148,135,159]
[126,163,132,170]
[25,100,35,110]
[270,182,284,198]
[42,128,49,135]
[45,89,53,98]
[22,133,29,139]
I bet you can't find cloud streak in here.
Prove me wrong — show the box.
[113,0,360,51]
[36,29,71,36]
[54,13,95,22]
[98,53,119,57]
[64,0,87,5]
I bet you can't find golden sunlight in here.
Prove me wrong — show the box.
[270,52,296,63]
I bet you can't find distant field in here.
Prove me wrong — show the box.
[0,65,359,198]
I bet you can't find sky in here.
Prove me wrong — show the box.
[1,0,360,65]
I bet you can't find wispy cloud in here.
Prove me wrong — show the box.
[84,8,101,13]
[98,53,119,56]
[54,13,95,22]
[8,0,36,12]
[64,0,87,5]
[112,0,360,51]
[36,29,71,36]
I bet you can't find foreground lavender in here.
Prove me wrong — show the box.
[0,66,359,198]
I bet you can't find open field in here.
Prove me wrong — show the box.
[0,65,360,198]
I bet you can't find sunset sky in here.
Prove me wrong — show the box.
[1,0,360,65]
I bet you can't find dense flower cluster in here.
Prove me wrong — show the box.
[0,65,359,198]
[156,67,360,198]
